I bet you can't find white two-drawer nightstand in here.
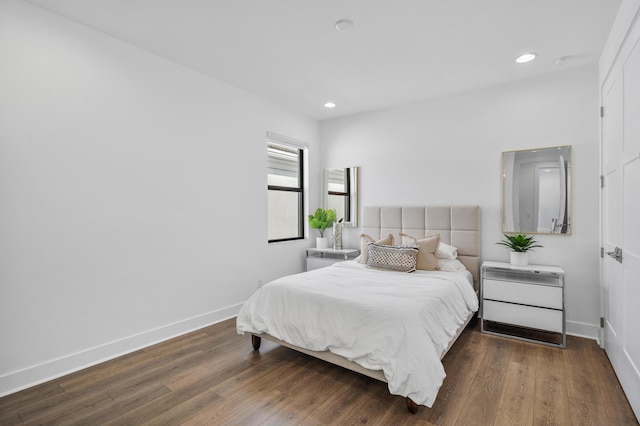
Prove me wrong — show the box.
[481,261,566,348]
[306,248,359,271]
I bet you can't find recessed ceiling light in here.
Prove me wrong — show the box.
[516,53,536,63]
[335,19,354,31]
[324,102,336,108]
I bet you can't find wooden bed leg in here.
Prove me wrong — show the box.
[406,397,418,414]
[251,335,261,351]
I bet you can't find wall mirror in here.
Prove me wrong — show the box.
[502,146,572,234]
[323,166,359,227]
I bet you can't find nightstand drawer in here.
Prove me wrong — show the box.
[306,248,359,271]
[307,257,343,271]
[483,300,563,333]
[483,279,562,309]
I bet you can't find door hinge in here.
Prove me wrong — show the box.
[601,247,605,258]
[600,175,605,188]
[601,317,605,328]
[600,106,604,117]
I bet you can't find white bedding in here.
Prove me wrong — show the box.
[236,261,479,407]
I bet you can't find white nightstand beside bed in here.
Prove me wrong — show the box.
[480,261,566,348]
[306,247,360,271]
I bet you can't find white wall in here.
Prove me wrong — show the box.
[0,0,604,398]
[0,0,319,396]
[321,65,601,340]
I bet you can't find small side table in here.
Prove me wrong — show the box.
[306,248,359,271]
[481,261,566,348]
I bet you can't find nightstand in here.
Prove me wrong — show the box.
[306,248,359,271]
[481,261,566,348]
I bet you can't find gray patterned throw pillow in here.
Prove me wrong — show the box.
[366,243,418,273]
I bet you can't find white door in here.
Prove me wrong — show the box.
[601,19,640,418]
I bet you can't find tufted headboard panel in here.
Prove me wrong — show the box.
[361,206,481,291]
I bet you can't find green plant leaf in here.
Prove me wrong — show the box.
[496,233,543,253]
[308,208,337,237]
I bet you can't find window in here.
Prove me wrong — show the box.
[267,136,305,242]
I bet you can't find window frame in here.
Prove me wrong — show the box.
[267,134,306,243]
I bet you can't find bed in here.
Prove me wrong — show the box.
[236,206,480,413]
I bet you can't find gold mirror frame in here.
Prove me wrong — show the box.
[502,146,572,235]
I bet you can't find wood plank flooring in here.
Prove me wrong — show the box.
[1,317,637,425]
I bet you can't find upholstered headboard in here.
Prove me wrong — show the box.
[361,206,481,291]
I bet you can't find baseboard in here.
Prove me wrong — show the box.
[0,303,243,398]
[1,311,603,398]
[566,320,601,343]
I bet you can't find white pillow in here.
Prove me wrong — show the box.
[436,242,458,259]
[437,258,467,272]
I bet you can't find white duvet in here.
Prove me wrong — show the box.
[236,261,478,407]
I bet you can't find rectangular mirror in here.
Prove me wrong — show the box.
[502,146,571,234]
[323,166,358,227]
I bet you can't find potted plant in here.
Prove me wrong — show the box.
[497,233,543,266]
[308,208,337,249]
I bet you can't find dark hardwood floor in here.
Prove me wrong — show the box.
[1,317,637,425]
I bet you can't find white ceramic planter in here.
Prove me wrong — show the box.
[316,237,330,249]
[510,251,529,266]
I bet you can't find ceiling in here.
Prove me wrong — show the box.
[25,0,621,120]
